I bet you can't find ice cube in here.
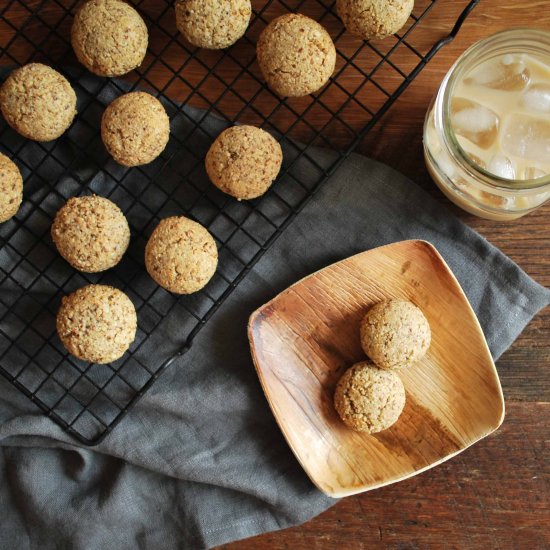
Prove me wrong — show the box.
[451,97,499,149]
[459,143,487,170]
[487,155,515,179]
[465,57,530,91]
[436,149,456,179]
[468,153,487,170]
[522,166,547,180]
[521,83,550,113]
[480,191,510,209]
[501,113,550,164]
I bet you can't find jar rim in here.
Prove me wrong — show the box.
[440,28,550,191]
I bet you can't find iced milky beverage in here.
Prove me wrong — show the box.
[452,54,550,180]
[424,30,550,220]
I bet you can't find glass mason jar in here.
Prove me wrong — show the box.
[424,29,550,221]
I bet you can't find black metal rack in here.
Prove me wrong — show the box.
[0,0,479,445]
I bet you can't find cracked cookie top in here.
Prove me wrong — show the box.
[334,361,406,433]
[57,284,137,364]
[205,125,283,200]
[145,216,218,295]
[101,91,170,167]
[0,153,23,223]
[51,195,130,273]
[336,0,414,41]
[257,14,336,97]
[175,0,251,50]
[0,63,77,142]
[72,0,148,77]
[360,299,431,370]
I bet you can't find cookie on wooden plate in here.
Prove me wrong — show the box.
[334,361,406,433]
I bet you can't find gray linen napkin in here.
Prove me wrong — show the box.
[1,73,549,549]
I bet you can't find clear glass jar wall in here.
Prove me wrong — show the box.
[424,29,550,221]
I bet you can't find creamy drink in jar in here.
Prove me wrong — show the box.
[424,29,550,220]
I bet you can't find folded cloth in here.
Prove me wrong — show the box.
[1,74,549,549]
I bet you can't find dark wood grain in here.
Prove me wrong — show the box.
[0,0,548,547]
[220,402,550,550]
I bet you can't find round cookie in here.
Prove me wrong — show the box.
[51,195,130,273]
[0,153,23,223]
[145,216,218,294]
[71,0,148,77]
[101,92,170,166]
[257,14,336,97]
[0,63,77,141]
[57,284,137,364]
[336,0,414,41]
[175,0,251,50]
[360,299,431,370]
[334,361,406,433]
[205,125,282,200]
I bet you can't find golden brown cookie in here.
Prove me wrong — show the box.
[360,299,431,370]
[336,0,414,40]
[205,125,283,200]
[0,63,77,141]
[51,195,130,273]
[175,0,251,50]
[71,0,148,77]
[145,216,218,294]
[334,361,406,433]
[101,92,170,166]
[57,284,137,364]
[256,14,336,97]
[0,153,23,223]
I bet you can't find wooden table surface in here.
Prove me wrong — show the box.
[221,1,550,549]
[1,1,548,548]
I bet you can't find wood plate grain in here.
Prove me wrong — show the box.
[248,240,505,497]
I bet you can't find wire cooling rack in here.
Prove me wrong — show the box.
[0,0,479,445]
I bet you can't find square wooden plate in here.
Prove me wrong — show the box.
[248,240,505,497]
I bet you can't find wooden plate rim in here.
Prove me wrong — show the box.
[248,239,505,497]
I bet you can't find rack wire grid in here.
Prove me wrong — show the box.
[0,0,479,445]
